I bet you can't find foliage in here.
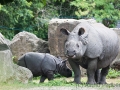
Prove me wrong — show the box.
[0,0,120,40]
[0,0,34,39]
[53,0,77,19]
[0,0,34,40]
[0,0,14,5]
[0,0,59,40]
[107,68,120,78]
[70,0,120,27]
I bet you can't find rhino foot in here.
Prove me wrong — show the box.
[46,71,54,81]
[40,75,47,83]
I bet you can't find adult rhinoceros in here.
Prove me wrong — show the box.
[60,21,119,84]
[17,52,72,83]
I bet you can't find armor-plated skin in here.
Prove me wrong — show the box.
[17,52,72,83]
[60,21,119,84]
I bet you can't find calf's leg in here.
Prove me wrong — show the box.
[40,75,47,83]
[46,71,54,81]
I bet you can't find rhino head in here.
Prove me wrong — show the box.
[60,26,88,60]
[57,60,72,77]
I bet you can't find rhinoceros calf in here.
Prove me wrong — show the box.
[60,21,119,84]
[17,52,72,83]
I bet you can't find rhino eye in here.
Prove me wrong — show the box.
[65,44,68,48]
[76,44,79,47]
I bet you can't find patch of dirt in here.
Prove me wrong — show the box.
[20,86,120,90]
[107,77,120,84]
[64,77,120,84]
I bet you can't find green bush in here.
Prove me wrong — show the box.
[107,68,120,78]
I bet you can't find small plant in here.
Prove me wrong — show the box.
[107,68,120,78]
[54,73,63,78]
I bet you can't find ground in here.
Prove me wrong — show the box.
[1,77,120,90]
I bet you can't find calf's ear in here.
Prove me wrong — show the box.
[56,56,61,59]
[62,60,67,64]
[60,28,70,35]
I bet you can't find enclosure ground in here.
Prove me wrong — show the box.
[1,77,120,90]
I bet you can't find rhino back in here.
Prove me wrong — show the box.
[91,23,119,68]
[41,54,59,74]
[18,52,45,76]
[91,23,119,59]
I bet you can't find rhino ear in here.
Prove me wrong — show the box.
[62,60,67,64]
[60,28,70,35]
[78,27,85,36]
[57,56,61,59]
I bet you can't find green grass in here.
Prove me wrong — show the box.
[0,76,120,90]
[0,69,120,90]
[107,68,120,78]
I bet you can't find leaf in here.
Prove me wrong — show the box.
[0,5,2,10]
[75,11,81,17]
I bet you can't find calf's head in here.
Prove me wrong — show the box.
[60,27,88,59]
[58,60,72,77]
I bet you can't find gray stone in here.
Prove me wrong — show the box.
[0,50,14,82]
[0,33,33,83]
[13,64,33,83]
[110,28,120,70]
[10,31,49,63]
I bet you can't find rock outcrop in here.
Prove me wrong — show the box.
[111,28,120,70]
[0,33,33,83]
[10,31,49,62]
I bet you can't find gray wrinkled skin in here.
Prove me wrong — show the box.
[60,22,119,84]
[17,52,72,83]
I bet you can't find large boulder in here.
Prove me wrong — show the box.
[10,31,49,62]
[13,64,33,83]
[0,33,33,83]
[111,28,120,70]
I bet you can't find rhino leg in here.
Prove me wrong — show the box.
[99,65,110,84]
[46,70,54,81]
[40,75,47,83]
[94,69,101,84]
[68,59,81,84]
[87,59,97,84]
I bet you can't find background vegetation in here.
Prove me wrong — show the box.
[0,0,120,40]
